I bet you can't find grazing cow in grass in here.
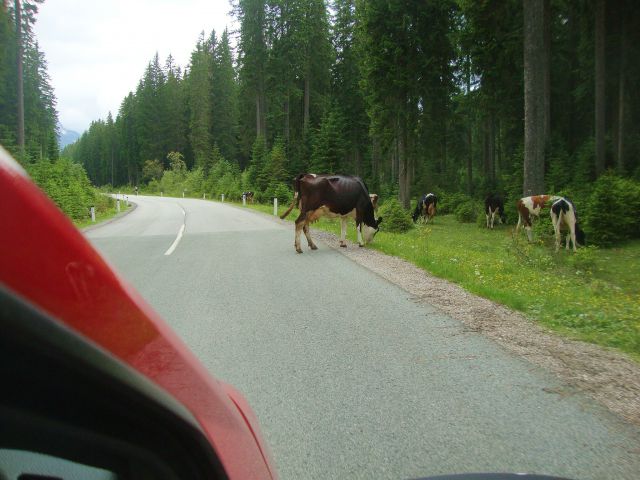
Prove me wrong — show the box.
[485,193,506,229]
[550,197,586,252]
[412,193,438,223]
[516,194,562,241]
[242,191,254,203]
[280,173,383,253]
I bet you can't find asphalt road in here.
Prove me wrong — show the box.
[86,195,640,480]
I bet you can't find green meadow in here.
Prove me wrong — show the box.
[241,201,640,360]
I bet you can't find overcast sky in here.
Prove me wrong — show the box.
[34,0,236,134]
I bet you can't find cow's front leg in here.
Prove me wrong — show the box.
[340,218,347,247]
[303,221,318,250]
[357,223,364,247]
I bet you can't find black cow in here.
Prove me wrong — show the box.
[412,193,438,223]
[484,193,506,229]
[280,173,383,253]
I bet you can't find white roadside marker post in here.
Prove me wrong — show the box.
[203,193,206,200]
[182,190,185,198]
[242,194,246,206]
[116,199,120,212]
[273,197,278,216]
[161,191,163,197]
[90,206,96,222]
[221,194,225,203]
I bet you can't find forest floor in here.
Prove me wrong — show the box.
[242,201,640,427]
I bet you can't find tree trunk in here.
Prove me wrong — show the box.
[523,0,546,195]
[303,75,310,132]
[489,113,496,183]
[617,13,626,173]
[398,112,409,209]
[595,0,606,175]
[466,55,473,195]
[441,121,447,177]
[543,0,551,154]
[256,94,262,137]
[15,0,24,154]
[284,92,290,143]
[371,137,379,191]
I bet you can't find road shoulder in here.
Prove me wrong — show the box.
[81,201,137,233]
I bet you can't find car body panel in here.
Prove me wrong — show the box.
[0,147,276,480]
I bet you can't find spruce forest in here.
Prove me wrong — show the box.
[64,0,640,213]
[2,1,640,242]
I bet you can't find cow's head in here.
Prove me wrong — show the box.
[362,217,383,244]
[369,194,379,210]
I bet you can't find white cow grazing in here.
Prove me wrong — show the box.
[550,197,586,252]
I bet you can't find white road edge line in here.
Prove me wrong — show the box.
[164,207,186,256]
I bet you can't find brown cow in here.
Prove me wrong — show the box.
[280,174,383,253]
[516,194,561,241]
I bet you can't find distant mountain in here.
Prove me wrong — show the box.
[58,126,80,148]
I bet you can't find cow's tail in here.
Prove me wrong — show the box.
[280,174,303,219]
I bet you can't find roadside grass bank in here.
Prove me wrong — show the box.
[238,201,640,360]
[74,201,132,229]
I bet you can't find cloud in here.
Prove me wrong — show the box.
[34,0,236,133]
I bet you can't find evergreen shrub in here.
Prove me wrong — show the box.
[454,200,478,223]
[438,192,471,215]
[583,173,640,246]
[378,198,413,233]
[27,158,100,221]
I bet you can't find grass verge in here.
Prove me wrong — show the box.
[74,203,132,230]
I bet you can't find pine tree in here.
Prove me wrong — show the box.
[211,29,239,165]
[136,53,166,164]
[186,33,213,170]
[161,54,187,156]
[235,0,268,146]
[523,0,546,195]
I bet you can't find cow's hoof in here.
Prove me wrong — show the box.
[296,248,303,254]
[358,244,364,248]
[340,244,347,248]
[310,244,318,250]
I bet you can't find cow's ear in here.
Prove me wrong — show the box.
[376,217,383,225]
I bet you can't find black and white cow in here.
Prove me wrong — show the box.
[242,191,254,203]
[280,173,383,253]
[484,193,506,229]
[550,197,586,252]
[412,193,438,223]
